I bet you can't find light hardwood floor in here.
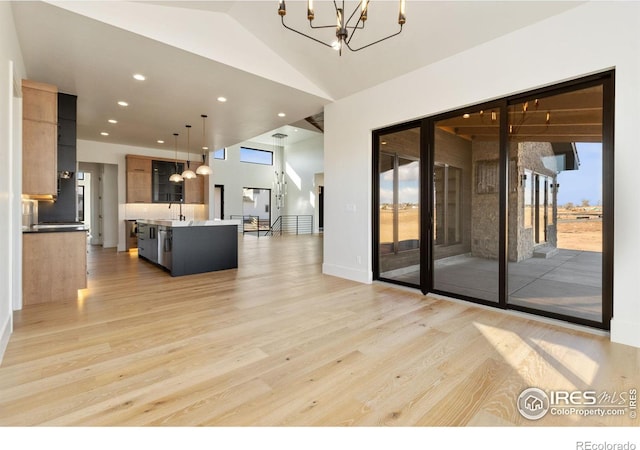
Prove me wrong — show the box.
[1,234,638,426]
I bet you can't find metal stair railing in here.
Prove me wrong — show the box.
[265,215,313,236]
[229,215,270,236]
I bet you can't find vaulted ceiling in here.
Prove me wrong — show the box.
[11,1,583,153]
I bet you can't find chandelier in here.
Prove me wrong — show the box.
[273,133,288,210]
[277,0,406,56]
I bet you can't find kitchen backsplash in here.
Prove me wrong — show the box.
[125,203,206,221]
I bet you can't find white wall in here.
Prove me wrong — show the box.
[207,135,323,233]
[208,141,283,223]
[323,2,640,348]
[284,133,324,232]
[0,3,26,362]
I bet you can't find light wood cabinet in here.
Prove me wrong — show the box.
[126,155,152,203]
[22,79,58,197]
[23,120,58,196]
[22,231,87,306]
[127,156,151,173]
[184,161,204,204]
[23,79,57,122]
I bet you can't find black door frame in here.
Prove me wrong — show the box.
[372,70,614,330]
[319,186,324,231]
[372,119,424,292]
[214,184,224,219]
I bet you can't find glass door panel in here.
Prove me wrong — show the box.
[377,127,421,286]
[433,109,500,303]
[507,85,604,324]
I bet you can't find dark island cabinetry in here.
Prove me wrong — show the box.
[137,220,238,276]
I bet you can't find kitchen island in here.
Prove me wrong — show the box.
[137,219,239,276]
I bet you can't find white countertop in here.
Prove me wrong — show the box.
[137,219,240,227]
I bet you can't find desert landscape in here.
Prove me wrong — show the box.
[379,205,602,253]
[556,206,602,252]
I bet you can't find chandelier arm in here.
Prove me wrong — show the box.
[307,22,364,30]
[345,15,366,45]
[308,23,338,29]
[346,23,366,30]
[345,24,403,52]
[281,16,333,48]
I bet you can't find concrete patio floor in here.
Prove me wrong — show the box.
[382,249,602,322]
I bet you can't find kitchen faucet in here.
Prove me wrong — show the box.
[168,199,186,221]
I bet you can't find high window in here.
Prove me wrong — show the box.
[240,147,273,165]
[213,148,226,160]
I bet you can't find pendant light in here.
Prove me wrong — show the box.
[169,133,183,183]
[196,114,213,175]
[181,124,196,179]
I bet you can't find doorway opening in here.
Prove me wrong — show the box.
[242,187,271,234]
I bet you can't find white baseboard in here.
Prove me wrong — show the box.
[322,263,372,284]
[0,314,12,366]
[610,317,640,348]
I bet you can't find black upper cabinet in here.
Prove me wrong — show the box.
[58,118,76,146]
[57,93,77,121]
[152,160,184,203]
[56,94,77,173]
[39,92,77,223]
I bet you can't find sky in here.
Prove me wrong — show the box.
[379,160,419,205]
[556,142,602,207]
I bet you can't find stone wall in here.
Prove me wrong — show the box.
[471,141,501,259]
[510,141,558,262]
[469,140,558,261]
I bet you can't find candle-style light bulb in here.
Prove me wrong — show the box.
[278,0,286,16]
[398,0,406,25]
[307,0,314,21]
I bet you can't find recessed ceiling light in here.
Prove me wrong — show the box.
[117,101,128,107]
[157,140,165,144]
[202,146,209,150]
[100,132,109,136]
[133,74,146,81]
[463,113,470,119]
[108,119,118,124]
[278,112,286,117]
[381,141,387,145]
[217,96,227,102]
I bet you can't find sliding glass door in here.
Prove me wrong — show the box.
[372,71,613,329]
[507,84,606,324]
[432,107,501,303]
[375,124,421,287]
